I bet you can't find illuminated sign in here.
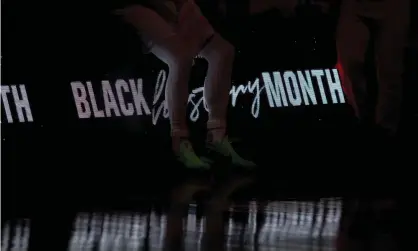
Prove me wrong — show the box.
[0,85,33,123]
[1,68,345,124]
[71,68,345,124]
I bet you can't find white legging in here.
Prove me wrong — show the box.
[119,1,234,138]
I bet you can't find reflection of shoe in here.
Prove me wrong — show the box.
[177,139,211,169]
[206,136,256,169]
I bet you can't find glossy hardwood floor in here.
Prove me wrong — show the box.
[2,176,400,251]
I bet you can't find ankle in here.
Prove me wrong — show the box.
[172,137,189,154]
[207,128,226,143]
[171,129,189,153]
[207,119,226,142]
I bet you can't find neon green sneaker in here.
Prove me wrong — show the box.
[177,139,211,169]
[206,136,256,169]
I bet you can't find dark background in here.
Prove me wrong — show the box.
[2,1,417,217]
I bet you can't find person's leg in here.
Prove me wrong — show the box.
[118,4,209,168]
[172,0,254,168]
[336,1,371,122]
[199,35,256,168]
[199,35,233,142]
[150,39,194,146]
[117,4,177,45]
[374,0,410,135]
[173,1,256,167]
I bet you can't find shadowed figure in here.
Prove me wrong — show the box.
[336,0,410,135]
[163,179,210,250]
[202,176,254,251]
[163,174,254,251]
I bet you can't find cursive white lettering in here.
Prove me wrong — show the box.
[70,68,344,124]
[230,78,264,118]
[152,70,169,125]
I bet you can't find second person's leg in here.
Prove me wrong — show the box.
[336,1,371,122]
[199,35,256,168]
[374,0,410,135]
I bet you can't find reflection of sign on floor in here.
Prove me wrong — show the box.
[1,219,30,251]
[254,200,341,247]
[0,199,341,251]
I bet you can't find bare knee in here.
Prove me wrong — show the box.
[152,37,195,71]
[169,50,195,71]
[201,35,235,64]
[220,40,235,62]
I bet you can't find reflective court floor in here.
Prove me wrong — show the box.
[2,199,341,251]
[2,173,402,251]
[2,197,403,251]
